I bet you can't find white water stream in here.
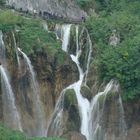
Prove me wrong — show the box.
[62,24,71,52]
[0,31,22,131]
[0,31,6,64]
[0,65,22,131]
[18,48,46,136]
[12,32,21,68]
[48,24,126,140]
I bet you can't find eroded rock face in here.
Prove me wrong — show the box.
[0,31,79,136]
[7,0,87,21]
[124,99,140,140]
[47,88,81,137]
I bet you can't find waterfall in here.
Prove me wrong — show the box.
[18,48,46,136]
[0,31,22,131]
[84,31,92,85]
[48,24,127,140]
[47,24,92,138]
[0,31,6,64]
[46,90,65,136]
[88,80,114,140]
[60,25,92,138]
[88,80,127,140]
[62,24,71,52]
[0,65,22,131]
[69,44,90,138]
[46,24,72,136]
[12,32,21,68]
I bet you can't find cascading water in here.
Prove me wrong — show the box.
[46,89,65,136]
[0,31,22,131]
[0,31,6,64]
[88,80,127,140]
[47,24,92,138]
[69,35,91,138]
[62,24,71,52]
[18,48,46,136]
[48,24,127,140]
[88,80,114,140]
[46,24,72,136]
[12,32,21,68]
[0,65,22,131]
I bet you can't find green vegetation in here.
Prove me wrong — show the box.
[0,10,23,31]
[76,0,92,8]
[75,0,95,10]
[85,0,140,100]
[64,89,77,109]
[64,89,80,131]
[18,18,61,55]
[0,10,61,55]
[0,125,64,140]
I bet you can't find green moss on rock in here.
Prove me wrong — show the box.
[64,89,77,109]
[64,89,80,131]
[80,85,92,101]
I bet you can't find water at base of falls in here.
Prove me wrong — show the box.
[0,65,22,131]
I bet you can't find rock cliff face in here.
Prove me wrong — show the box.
[0,30,79,136]
[7,0,87,21]
[0,8,140,140]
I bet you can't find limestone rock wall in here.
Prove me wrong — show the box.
[7,0,87,21]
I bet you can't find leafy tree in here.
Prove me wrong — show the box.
[85,0,140,100]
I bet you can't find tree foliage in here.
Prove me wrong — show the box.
[76,0,93,9]
[85,0,140,100]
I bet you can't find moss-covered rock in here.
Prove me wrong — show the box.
[64,89,77,109]
[64,89,80,132]
[80,85,92,101]
[78,28,90,72]
[68,25,77,55]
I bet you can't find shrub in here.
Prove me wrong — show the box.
[76,0,93,9]
[0,125,65,140]
[85,0,140,100]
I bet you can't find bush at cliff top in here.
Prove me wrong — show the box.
[0,10,23,31]
[19,18,61,55]
[85,0,140,100]
[0,10,61,55]
[0,125,65,140]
